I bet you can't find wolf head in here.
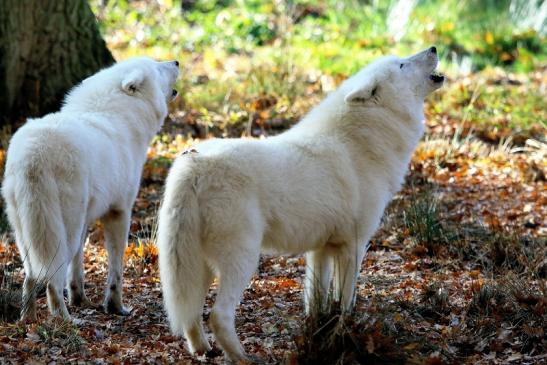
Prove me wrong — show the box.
[118,57,180,102]
[343,47,444,121]
[63,57,179,123]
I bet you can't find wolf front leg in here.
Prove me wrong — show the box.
[102,209,131,315]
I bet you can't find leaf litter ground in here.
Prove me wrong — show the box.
[0,68,545,364]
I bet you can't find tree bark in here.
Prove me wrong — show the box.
[0,0,114,128]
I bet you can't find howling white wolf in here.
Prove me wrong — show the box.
[158,47,444,362]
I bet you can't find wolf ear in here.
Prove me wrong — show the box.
[121,69,145,94]
[344,79,378,105]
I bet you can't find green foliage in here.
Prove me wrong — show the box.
[434,73,547,133]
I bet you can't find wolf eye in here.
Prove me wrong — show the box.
[399,63,404,69]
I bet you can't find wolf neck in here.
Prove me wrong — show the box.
[63,98,163,145]
[119,106,164,144]
[286,90,425,193]
[289,89,424,153]
[343,106,425,159]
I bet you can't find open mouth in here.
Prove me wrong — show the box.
[429,72,445,83]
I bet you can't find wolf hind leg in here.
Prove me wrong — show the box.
[67,225,94,307]
[208,235,261,363]
[21,271,37,321]
[45,253,70,319]
[333,241,369,312]
[184,265,214,355]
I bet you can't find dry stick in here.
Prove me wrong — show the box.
[245,112,253,138]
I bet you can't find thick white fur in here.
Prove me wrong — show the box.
[2,57,179,320]
[158,48,444,361]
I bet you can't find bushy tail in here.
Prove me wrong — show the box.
[3,164,68,283]
[157,160,207,336]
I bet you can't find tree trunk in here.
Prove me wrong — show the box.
[0,0,114,128]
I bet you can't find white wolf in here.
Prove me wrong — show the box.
[158,47,444,362]
[2,57,179,320]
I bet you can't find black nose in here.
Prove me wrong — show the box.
[429,46,437,54]
[174,60,179,67]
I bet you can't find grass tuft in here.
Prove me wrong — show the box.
[292,293,447,365]
[126,207,160,276]
[403,189,453,255]
[453,224,546,276]
[464,277,546,353]
[34,318,86,352]
[294,303,408,365]
[467,283,511,317]
[418,282,450,319]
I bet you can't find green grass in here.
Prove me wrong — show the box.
[431,74,547,136]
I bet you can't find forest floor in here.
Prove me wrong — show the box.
[0,67,545,364]
[1,1,546,363]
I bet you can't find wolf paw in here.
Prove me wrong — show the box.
[103,300,131,316]
[226,354,266,365]
[69,294,98,309]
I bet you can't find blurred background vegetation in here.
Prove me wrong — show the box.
[92,0,546,72]
[89,0,546,146]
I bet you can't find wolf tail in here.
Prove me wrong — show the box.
[157,157,210,341]
[3,158,69,317]
[4,161,68,277]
